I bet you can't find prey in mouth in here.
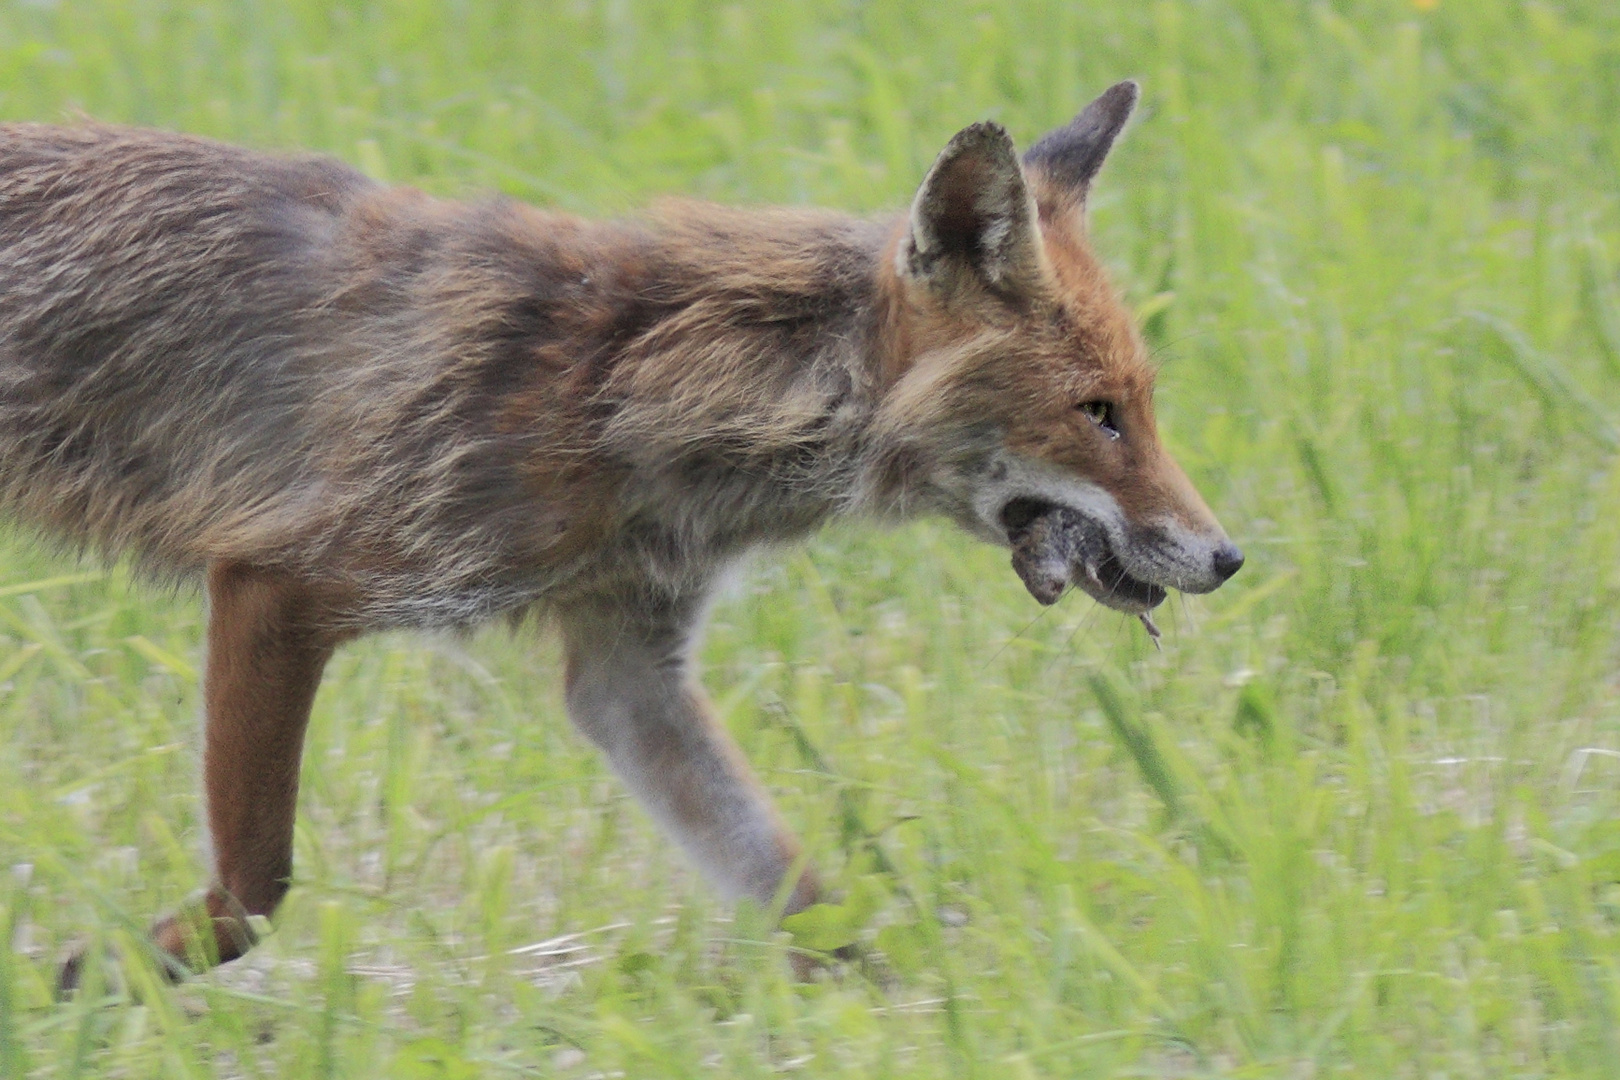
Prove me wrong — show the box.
[1001,497,1170,641]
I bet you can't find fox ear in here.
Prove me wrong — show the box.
[1022,80,1138,199]
[898,121,1042,295]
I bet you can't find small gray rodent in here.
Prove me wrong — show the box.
[1007,505,1163,643]
[1008,507,1109,606]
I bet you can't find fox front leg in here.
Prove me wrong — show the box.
[558,596,821,920]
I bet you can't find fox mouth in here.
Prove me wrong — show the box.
[999,498,1168,614]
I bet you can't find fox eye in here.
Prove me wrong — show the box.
[1077,400,1120,439]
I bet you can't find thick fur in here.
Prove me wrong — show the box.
[2,83,1239,984]
[0,127,894,628]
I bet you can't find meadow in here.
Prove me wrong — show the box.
[1,0,1619,1075]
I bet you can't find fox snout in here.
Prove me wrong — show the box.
[1125,518,1244,596]
[1131,448,1244,595]
[987,463,1240,614]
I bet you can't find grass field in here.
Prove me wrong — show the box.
[2,1,1619,1076]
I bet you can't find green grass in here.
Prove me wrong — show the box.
[2,0,1619,1075]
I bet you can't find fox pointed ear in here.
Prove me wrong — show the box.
[898,121,1042,295]
[1022,80,1139,199]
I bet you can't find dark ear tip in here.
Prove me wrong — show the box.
[944,120,1016,157]
[1021,80,1142,185]
[1105,80,1141,109]
[1088,81,1140,128]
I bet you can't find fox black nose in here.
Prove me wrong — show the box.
[1212,543,1245,583]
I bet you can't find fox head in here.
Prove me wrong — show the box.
[875,81,1242,613]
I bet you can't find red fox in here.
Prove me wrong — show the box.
[0,81,1240,987]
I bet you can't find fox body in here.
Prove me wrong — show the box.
[0,82,1240,984]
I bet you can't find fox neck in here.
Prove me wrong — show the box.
[584,203,921,551]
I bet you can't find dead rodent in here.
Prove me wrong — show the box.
[1008,505,1164,643]
[1008,507,1107,606]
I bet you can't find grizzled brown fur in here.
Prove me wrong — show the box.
[0,126,895,627]
[2,82,1239,987]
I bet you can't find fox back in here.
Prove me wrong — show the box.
[0,126,899,627]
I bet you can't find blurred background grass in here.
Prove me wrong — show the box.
[2,0,1619,1076]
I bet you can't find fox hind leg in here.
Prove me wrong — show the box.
[60,562,345,993]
